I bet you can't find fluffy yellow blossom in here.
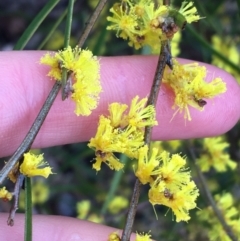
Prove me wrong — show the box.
[20,152,53,178]
[88,117,143,171]
[40,46,101,116]
[163,59,226,120]
[88,116,126,171]
[7,162,20,183]
[117,126,145,159]
[196,137,237,172]
[157,151,191,189]
[135,147,199,222]
[136,148,191,188]
[40,52,61,80]
[135,145,160,185]
[108,232,121,241]
[88,96,157,171]
[125,96,158,129]
[108,196,129,214]
[107,0,200,51]
[89,116,125,154]
[108,102,128,128]
[108,231,152,241]
[197,193,240,241]
[0,187,12,201]
[135,232,152,241]
[107,3,140,43]
[108,96,157,130]
[149,180,199,222]
[178,1,201,23]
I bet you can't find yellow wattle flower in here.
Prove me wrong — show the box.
[40,46,102,116]
[135,232,152,241]
[107,0,200,51]
[20,152,53,178]
[149,180,199,222]
[163,59,226,121]
[0,187,13,201]
[88,96,157,171]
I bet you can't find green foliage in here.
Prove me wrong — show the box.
[0,1,239,240]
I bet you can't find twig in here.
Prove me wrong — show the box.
[7,174,25,226]
[78,0,108,48]
[121,41,169,241]
[145,41,169,144]
[121,179,141,241]
[61,0,75,100]
[1,0,109,184]
[1,0,109,229]
[0,82,61,184]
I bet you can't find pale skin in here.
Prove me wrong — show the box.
[0,52,240,241]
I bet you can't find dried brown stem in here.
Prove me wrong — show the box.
[121,41,168,241]
[7,174,25,226]
[0,82,61,184]
[78,0,108,48]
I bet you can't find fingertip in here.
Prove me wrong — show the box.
[1,52,239,157]
[0,214,131,241]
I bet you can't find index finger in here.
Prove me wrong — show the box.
[0,51,239,157]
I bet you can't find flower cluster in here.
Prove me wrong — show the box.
[163,59,227,121]
[135,146,199,222]
[107,0,200,51]
[8,152,53,183]
[135,233,152,241]
[108,231,152,241]
[0,187,12,201]
[196,137,237,172]
[88,96,157,171]
[20,152,53,178]
[40,46,102,116]
[198,193,240,240]
[108,232,121,241]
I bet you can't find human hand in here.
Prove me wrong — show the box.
[0,52,239,240]
[1,52,239,158]
[0,213,125,241]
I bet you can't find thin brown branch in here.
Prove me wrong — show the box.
[121,179,141,241]
[144,41,168,144]
[121,41,168,241]
[0,82,61,184]
[7,174,25,226]
[78,0,108,48]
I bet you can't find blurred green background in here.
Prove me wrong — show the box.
[0,0,240,240]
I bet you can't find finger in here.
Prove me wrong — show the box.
[0,214,133,241]
[0,52,239,157]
